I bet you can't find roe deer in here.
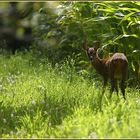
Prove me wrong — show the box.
[82,41,128,100]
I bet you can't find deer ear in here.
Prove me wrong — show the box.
[82,41,88,51]
[94,46,99,51]
[93,41,100,50]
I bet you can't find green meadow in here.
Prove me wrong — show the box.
[0,53,139,138]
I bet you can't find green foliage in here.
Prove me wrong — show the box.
[54,2,140,85]
[0,52,140,138]
[0,2,140,137]
[1,2,139,85]
[31,1,140,86]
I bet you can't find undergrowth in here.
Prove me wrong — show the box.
[0,52,139,138]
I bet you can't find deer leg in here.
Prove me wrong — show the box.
[120,80,126,100]
[109,65,115,99]
[120,69,127,100]
[100,79,107,102]
[114,79,118,96]
[102,78,107,96]
[110,78,115,99]
[99,78,107,111]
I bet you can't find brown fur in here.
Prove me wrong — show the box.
[82,42,128,100]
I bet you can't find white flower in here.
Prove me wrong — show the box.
[31,100,36,105]
[3,118,7,123]
[11,113,14,118]
[4,64,7,69]
[41,99,45,104]
[10,131,14,135]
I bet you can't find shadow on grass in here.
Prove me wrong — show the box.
[0,84,109,137]
[0,93,75,137]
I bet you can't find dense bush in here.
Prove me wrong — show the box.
[0,2,139,85]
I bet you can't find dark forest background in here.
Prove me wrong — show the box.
[0,2,140,87]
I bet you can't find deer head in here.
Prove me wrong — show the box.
[82,40,100,62]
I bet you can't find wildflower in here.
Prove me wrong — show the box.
[31,100,36,105]
[0,85,2,91]
[10,131,14,135]
[41,99,45,104]
[48,121,52,127]
[44,111,48,115]
[17,131,21,137]
[11,113,14,118]
[3,118,7,123]
[4,64,7,69]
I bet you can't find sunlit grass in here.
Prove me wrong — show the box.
[0,52,139,138]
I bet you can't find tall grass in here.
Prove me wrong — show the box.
[0,52,139,138]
